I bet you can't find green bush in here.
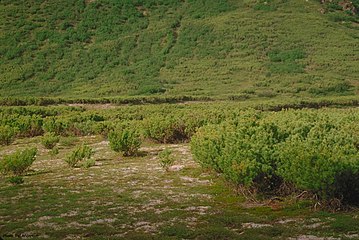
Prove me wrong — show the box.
[43,117,67,135]
[191,109,359,204]
[143,116,189,143]
[65,144,94,168]
[277,124,359,202]
[15,115,43,137]
[159,148,175,171]
[41,132,60,149]
[108,128,141,156]
[191,113,286,191]
[0,125,17,145]
[0,148,37,176]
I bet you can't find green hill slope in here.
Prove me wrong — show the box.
[0,0,358,99]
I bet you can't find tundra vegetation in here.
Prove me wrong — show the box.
[1,102,359,239]
[1,0,359,239]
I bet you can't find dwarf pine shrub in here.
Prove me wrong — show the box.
[108,128,141,156]
[65,144,93,168]
[191,109,359,204]
[0,125,17,145]
[41,132,60,149]
[0,148,37,176]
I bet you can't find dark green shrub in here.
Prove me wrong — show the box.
[108,128,141,156]
[0,125,17,145]
[0,148,37,176]
[41,132,60,149]
[267,49,306,74]
[65,144,93,167]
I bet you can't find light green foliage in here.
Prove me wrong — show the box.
[159,148,175,171]
[108,128,141,157]
[277,118,359,202]
[143,116,188,143]
[43,117,66,135]
[65,144,94,168]
[41,132,60,149]
[191,111,286,191]
[0,0,357,99]
[82,158,96,169]
[191,109,359,203]
[0,112,44,138]
[0,125,17,145]
[0,148,37,176]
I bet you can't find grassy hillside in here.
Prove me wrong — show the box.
[0,0,358,99]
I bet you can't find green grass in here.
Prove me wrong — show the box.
[0,0,358,100]
[0,136,358,239]
[0,1,359,237]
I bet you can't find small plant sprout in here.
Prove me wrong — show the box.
[159,148,175,171]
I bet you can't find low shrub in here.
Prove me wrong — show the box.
[69,121,97,136]
[0,125,17,145]
[0,148,37,176]
[43,117,67,135]
[15,115,43,137]
[41,132,60,149]
[65,144,93,167]
[143,116,190,143]
[108,128,141,156]
[159,148,175,171]
[277,124,359,203]
[191,109,359,204]
[191,113,285,192]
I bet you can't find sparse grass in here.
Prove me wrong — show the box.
[0,132,358,239]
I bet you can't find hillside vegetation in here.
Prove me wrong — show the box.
[0,0,358,99]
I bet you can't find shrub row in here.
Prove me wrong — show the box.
[0,96,212,106]
[191,109,359,204]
